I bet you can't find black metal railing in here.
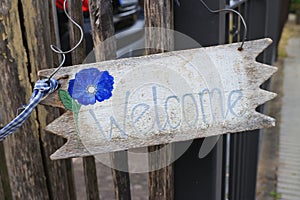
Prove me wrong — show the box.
[174,0,285,199]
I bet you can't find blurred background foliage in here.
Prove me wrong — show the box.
[290,0,300,13]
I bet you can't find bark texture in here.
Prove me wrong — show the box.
[144,0,174,199]
[89,1,131,199]
[0,0,75,199]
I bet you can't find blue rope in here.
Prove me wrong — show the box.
[0,78,59,141]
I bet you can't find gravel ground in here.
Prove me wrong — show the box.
[256,14,300,200]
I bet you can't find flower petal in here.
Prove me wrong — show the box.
[68,79,86,99]
[75,68,101,87]
[100,71,114,83]
[95,88,112,102]
[91,71,103,86]
[67,69,114,105]
[77,93,96,105]
[68,79,75,96]
[95,71,114,102]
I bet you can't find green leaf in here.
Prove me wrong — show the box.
[59,90,76,111]
[269,191,282,199]
[59,90,82,113]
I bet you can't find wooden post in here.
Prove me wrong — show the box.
[20,0,77,199]
[0,0,50,199]
[68,0,86,65]
[0,0,77,199]
[0,143,12,200]
[0,176,3,200]
[48,2,77,199]
[144,0,174,199]
[68,1,100,199]
[89,0,116,61]
[89,1,131,199]
[145,0,174,54]
[48,0,61,66]
[21,0,77,199]
[110,152,131,200]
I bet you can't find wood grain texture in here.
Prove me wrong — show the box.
[39,38,277,161]
[88,0,117,61]
[0,143,12,200]
[88,1,131,200]
[0,0,76,199]
[68,1,100,199]
[144,0,174,54]
[0,0,50,199]
[144,0,174,199]
[48,0,61,66]
[82,156,100,200]
[110,151,131,200]
[20,0,77,199]
[68,0,86,65]
[148,144,174,200]
[0,175,3,200]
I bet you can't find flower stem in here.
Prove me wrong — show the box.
[74,111,81,145]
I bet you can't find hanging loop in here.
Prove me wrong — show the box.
[48,0,84,80]
[199,0,247,51]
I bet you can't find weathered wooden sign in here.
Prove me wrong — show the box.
[39,38,277,160]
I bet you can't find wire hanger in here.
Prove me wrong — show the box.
[199,0,247,50]
[176,0,247,51]
[175,0,247,50]
[48,0,84,80]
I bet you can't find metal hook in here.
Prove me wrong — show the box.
[199,0,247,51]
[48,46,66,80]
[48,0,84,80]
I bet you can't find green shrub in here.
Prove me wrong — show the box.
[291,0,300,13]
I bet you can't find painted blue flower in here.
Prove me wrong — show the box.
[68,68,114,105]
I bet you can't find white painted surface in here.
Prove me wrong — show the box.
[39,38,277,159]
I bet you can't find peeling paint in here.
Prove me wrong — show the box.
[39,39,277,159]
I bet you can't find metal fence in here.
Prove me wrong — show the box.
[174,0,289,199]
[0,0,289,199]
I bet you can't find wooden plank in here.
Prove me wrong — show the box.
[0,143,12,200]
[48,0,77,198]
[89,0,116,61]
[48,0,61,65]
[82,156,100,200]
[0,0,50,199]
[144,0,174,54]
[148,144,174,200]
[68,1,100,199]
[144,0,174,199]
[110,151,131,200]
[20,0,77,199]
[38,38,277,160]
[0,175,3,200]
[88,1,131,200]
[68,0,86,64]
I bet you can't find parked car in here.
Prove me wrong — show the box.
[56,0,142,65]
[113,0,140,29]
